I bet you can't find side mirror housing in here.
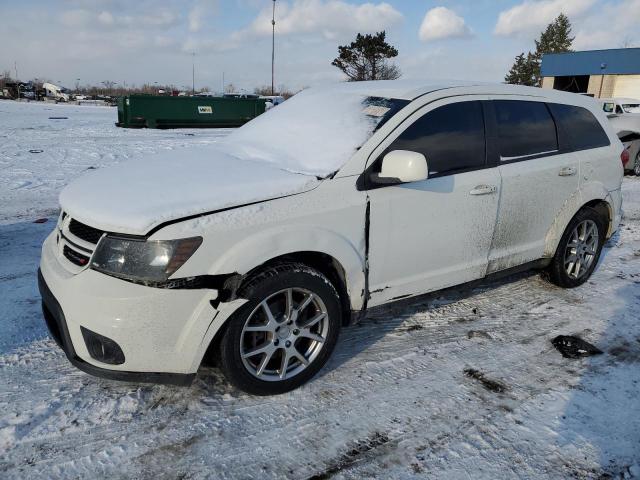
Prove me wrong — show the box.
[373,150,429,185]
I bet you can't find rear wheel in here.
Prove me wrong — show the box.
[218,263,341,395]
[634,153,640,176]
[546,207,606,288]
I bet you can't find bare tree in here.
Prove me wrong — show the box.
[620,36,636,48]
[101,80,116,95]
[254,85,273,96]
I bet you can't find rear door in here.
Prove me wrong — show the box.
[487,98,580,273]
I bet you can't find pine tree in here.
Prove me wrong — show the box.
[332,31,401,81]
[504,13,574,86]
[505,53,527,85]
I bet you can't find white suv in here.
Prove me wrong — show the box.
[39,81,624,395]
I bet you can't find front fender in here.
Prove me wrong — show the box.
[208,225,367,310]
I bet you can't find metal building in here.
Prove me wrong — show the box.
[541,48,640,98]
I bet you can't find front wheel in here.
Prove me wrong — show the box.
[546,207,606,288]
[634,152,640,176]
[218,263,341,395]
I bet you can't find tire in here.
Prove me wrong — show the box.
[218,263,341,395]
[546,207,607,288]
[634,153,640,176]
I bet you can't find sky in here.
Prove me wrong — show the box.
[1,0,639,92]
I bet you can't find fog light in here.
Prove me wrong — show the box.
[81,327,125,365]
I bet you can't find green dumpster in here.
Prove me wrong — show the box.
[116,95,267,129]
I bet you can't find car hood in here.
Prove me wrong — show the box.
[59,146,320,236]
[609,113,640,137]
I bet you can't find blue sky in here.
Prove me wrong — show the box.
[0,0,637,92]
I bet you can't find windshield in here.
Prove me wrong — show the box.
[602,102,614,113]
[622,103,640,113]
[222,89,409,177]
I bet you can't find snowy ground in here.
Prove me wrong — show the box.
[0,100,230,223]
[1,101,639,479]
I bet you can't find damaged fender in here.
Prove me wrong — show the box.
[204,225,367,311]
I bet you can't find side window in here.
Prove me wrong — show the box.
[547,103,610,150]
[386,101,486,177]
[494,100,558,160]
[602,102,614,113]
[615,104,624,114]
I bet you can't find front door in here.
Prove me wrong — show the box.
[366,98,500,307]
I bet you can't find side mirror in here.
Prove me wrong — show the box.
[374,150,429,184]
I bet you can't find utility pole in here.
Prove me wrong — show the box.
[14,61,17,81]
[192,52,196,95]
[271,0,276,96]
[598,62,607,98]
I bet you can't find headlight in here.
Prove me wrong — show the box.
[91,236,203,284]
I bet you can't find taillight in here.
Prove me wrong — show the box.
[621,149,630,167]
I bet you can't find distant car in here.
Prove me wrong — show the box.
[600,98,640,175]
[224,92,259,99]
[600,97,640,115]
[260,95,285,106]
[40,81,624,395]
[43,82,70,102]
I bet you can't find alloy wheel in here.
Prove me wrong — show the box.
[563,219,599,280]
[240,288,329,381]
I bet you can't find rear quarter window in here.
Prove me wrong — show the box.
[494,100,558,161]
[547,103,610,151]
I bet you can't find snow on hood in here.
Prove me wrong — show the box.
[222,86,383,177]
[608,113,640,138]
[59,146,319,235]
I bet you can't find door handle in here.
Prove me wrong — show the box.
[469,185,497,196]
[558,166,577,176]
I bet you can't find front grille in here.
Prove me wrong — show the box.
[63,245,90,266]
[68,219,104,244]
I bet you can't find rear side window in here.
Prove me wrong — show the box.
[602,102,614,113]
[547,103,610,151]
[387,101,485,177]
[494,100,558,160]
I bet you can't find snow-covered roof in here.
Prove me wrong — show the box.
[297,79,485,100]
[600,97,640,103]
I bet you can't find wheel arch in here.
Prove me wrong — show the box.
[207,226,365,310]
[544,186,613,257]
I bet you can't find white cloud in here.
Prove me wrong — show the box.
[97,11,114,26]
[61,6,177,30]
[188,0,217,33]
[141,10,178,27]
[418,7,471,42]
[236,0,403,40]
[573,0,640,49]
[59,9,93,27]
[494,0,595,36]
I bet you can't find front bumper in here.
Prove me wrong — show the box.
[38,269,194,386]
[38,231,246,385]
